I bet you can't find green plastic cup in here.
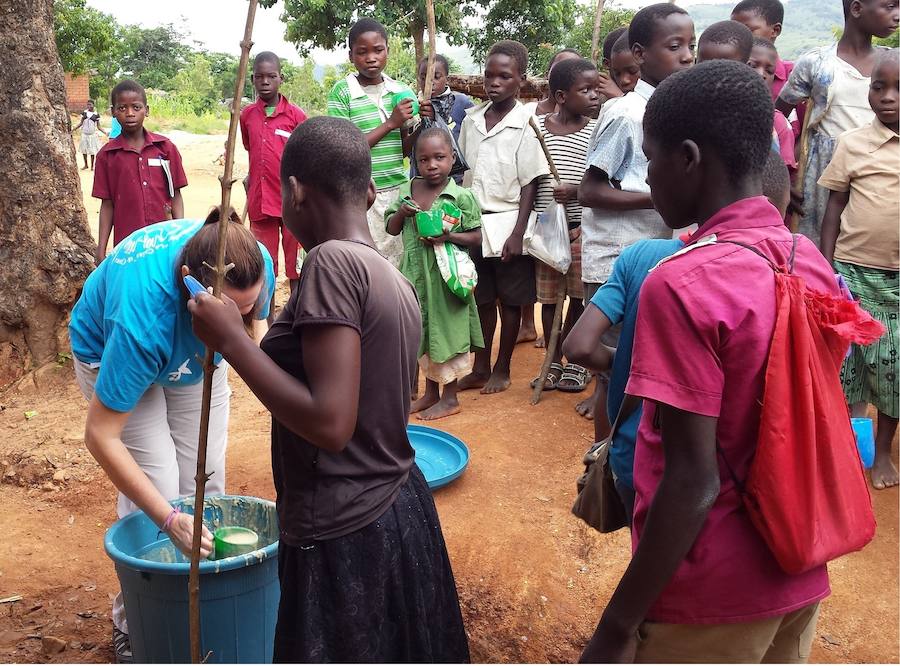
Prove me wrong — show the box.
[416,210,444,237]
[392,90,419,116]
[213,526,259,560]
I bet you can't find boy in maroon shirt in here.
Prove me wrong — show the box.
[240,51,308,322]
[92,80,187,264]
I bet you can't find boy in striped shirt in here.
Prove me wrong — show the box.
[531,57,601,394]
[327,17,433,267]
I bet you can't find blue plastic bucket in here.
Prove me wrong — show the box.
[104,495,280,663]
[851,418,875,469]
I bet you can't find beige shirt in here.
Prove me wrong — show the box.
[818,118,900,270]
[459,100,550,213]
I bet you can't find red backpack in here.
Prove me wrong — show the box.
[714,237,885,574]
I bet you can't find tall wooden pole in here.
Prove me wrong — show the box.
[590,0,607,64]
[790,108,813,233]
[422,0,438,99]
[188,1,258,662]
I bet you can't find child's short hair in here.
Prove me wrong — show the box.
[419,54,451,74]
[644,60,773,185]
[761,149,790,209]
[110,80,147,107]
[253,51,281,71]
[752,36,778,53]
[488,40,529,77]
[348,17,387,48]
[546,48,582,75]
[281,116,371,204]
[699,20,755,62]
[418,125,454,149]
[549,58,598,95]
[87,98,95,105]
[602,27,628,62]
[731,0,785,25]
[629,3,690,49]
[612,30,632,56]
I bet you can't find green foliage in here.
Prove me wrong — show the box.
[53,0,116,75]
[170,52,218,114]
[263,0,482,59]
[118,24,192,89]
[385,36,420,86]
[144,92,230,134]
[470,0,635,75]
[874,31,900,48]
[280,60,328,115]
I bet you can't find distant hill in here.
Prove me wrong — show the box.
[690,0,844,59]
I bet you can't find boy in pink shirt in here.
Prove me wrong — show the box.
[580,61,837,663]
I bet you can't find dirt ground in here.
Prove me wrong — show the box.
[0,132,897,663]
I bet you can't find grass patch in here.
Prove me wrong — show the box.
[143,93,231,135]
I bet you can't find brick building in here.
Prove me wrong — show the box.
[64,72,90,111]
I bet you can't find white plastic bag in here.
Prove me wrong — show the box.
[524,203,571,273]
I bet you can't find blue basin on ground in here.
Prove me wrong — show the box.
[408,424,470,489]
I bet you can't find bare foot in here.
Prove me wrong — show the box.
[410,393,440,414]
[458,372,489,391]
[534,336,545,348]
[871,455,900,490]
[575,396,595,420]
[480,370,511,394]
[416,398,461,421]
[517,326,537,345]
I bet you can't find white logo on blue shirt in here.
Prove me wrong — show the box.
[168,359,193,382]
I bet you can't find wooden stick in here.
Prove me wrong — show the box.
[422,0,437,99]
[188,1,258,662]
[590,0,608,65]
[528,116,561,183]
[531,281,567,405]
[527,116,567,405]
[789,105,813,233]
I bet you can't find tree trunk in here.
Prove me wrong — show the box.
[0,0,96,389]
[411,19,425,71]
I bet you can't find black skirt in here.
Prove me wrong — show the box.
[273,465,470,663]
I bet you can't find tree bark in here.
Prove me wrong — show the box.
[411,19,425,70]
[447,74,548,100]
[0,0,96,389]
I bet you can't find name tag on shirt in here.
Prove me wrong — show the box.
[147,158,164,166]
[274,128,291,138]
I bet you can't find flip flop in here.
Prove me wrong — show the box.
[557,364,591,393]
[530,362,564,390]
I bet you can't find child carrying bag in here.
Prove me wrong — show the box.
[697,236,884,574]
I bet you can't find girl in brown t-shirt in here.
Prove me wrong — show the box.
[187,116,469,662]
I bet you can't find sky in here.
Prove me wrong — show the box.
[86,0,714,68]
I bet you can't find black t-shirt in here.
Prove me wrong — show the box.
[261,239,422,544]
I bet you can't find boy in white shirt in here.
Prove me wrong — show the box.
[458,40,550,395]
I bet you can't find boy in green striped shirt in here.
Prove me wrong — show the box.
[327,18,433,267]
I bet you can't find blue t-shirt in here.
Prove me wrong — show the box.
[109,116,122,139]
[591,238,683,488]
[69,219,275,412]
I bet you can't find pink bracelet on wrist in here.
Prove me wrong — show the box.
[162,507,181,532]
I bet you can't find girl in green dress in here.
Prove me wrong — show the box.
[387,127,483,420]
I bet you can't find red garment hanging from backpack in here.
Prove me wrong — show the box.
[742,261,885,575]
